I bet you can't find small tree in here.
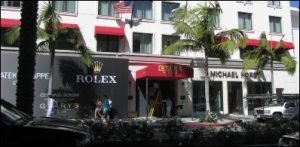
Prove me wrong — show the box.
[163,2,247,112]
[242,32,296,94]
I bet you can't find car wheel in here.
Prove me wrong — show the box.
[273,113,282,121]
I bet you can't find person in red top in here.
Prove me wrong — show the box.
[94,98,103,119]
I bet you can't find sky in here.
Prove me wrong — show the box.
[290,1,299,8]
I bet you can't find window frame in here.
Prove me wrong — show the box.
[133,32,153,54]
[133,1,153,20]
[96,34,120,53]
[269,16,282,33]
[208,11,221,28]
[161,2,180,21]
[238,12,253,31]
[98,1,119,18]
[267,1,281,8]
[161,35,180,56]
[52,1,77,16]
[1,1,22,10]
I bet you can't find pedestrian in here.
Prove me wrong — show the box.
[94,98,102,119]
[102,95,112,120]
[163,97,172,117]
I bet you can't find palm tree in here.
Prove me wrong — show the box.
[242,32,296,94]
[6,1,93,116]
[15,1,38,115]
[163,2,247,112]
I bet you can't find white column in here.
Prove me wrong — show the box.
[222,81,229,114]
[242,80,248,116]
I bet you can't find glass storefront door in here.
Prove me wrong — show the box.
[228,82,243,114]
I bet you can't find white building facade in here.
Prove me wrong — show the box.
[1,1,298,117]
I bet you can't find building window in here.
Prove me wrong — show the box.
[269,16,281,33]
[133,1,152,20]
[267,1,280,7]
[162,2,179,21]
[162,35,180,55]
[53,1,75,13]
[238,12,252,30]
[1,28,20,47]
[96,35,119,52]
[208,11,220,28]
[98,1,117,17]
[133,33,152,54]
[1,1,21,8]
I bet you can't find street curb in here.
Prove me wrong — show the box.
[183,120,238,128]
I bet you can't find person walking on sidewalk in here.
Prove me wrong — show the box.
[102,95,112,120]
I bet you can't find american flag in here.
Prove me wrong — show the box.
[113,1,133,13]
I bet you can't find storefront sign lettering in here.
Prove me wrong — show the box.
[210,71,257,79]
[1,72,49,80]
[76,75,117,83]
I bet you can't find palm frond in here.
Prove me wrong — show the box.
[37,40,49,51]
[162,39,196,55]
[37,27,48,39]
[256,55,270,75]
[280,53,296,75]
[5,26,21,45]
[75,44,93,68]
[242,56,259,73]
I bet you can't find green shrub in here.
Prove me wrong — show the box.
[199,111,218,123]
[164,118,184,141]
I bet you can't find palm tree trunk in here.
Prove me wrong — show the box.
[16,1,38,115]
[270,59,274,94]
[204,55,211,112]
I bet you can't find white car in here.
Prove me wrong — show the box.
[253,99,299,121]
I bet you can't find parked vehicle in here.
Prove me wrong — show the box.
[1,99,93,146]
[253,98,299,121]
[278,132,299,147]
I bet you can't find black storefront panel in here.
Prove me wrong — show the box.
[1,50,128,118]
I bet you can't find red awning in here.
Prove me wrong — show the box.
[95,26,124,36]
[247,39,295,50]
[1,18,21,28]
[60,23,78,29]
[136,63,194,80]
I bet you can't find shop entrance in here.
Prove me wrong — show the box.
[228,82,243,114]
[192,81,223,113]
[136,79,176,117]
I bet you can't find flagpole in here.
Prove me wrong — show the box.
[130,1,134,28]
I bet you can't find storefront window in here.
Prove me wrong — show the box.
[247,82,271,115]
[193,81,223,113]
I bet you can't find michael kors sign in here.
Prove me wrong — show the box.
[210,70,258,79]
